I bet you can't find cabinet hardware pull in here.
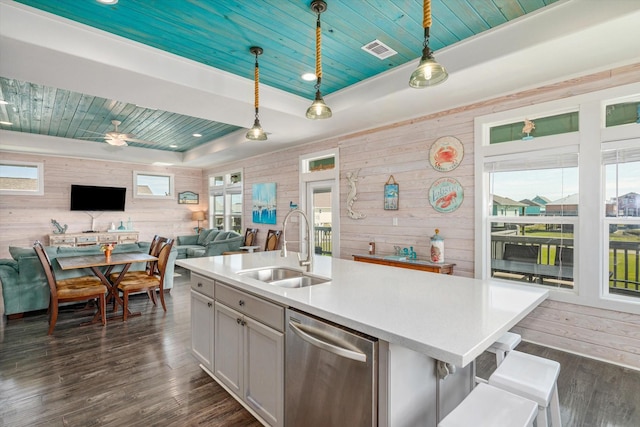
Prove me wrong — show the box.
[237,318,242,324]
[197,282,203,287]
[238,300,245,306]
[207,302,212,307]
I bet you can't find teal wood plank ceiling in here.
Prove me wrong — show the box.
[2,0,561,153]
[0,77,242,152]
[13,0,558,97]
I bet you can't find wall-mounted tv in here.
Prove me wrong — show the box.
[70,184,126,211]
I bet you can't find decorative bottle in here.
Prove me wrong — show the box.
[430,229,444,263]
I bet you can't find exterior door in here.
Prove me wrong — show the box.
[306,180,338,257]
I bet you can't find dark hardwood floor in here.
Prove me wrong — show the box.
[2,268,640,426]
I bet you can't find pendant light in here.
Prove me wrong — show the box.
[246,46,267,140]
[306,0,332,120]
[409,0,448,88]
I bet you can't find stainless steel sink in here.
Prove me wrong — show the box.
[237,267,330,288]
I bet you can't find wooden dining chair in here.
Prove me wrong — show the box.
[244,228,259,246]
[115,239,174,320]
[264,229,282,251]
[109,235,169,308]
[33,241,107,334]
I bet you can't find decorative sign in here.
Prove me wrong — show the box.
[428,177,464,213]
[384,175,399,210]
[178,191,199,204]
[429,136,464,172]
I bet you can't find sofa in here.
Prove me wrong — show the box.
[0,242,178,318]
[176,229,244,259]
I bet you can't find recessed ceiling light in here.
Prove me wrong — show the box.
[152,162,173,166]
[0,121,13,125]
[169,144,178,148]
[192,133,202,137]
[97,0,118,4]
[301,73,316,82]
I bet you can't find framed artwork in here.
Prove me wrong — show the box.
[178,191,199,204]
[384,175,399,210]
[252,183,277,224]
[428,177,464,213]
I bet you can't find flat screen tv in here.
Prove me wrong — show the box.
[70,184,126,211]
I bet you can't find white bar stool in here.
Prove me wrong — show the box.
[487,331,521,365]
[439,383,537,427]
[489,350,562,427]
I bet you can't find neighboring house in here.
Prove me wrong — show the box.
[618,192,640,217]
[520,198,547,216]
[545,194,579,216]
[492,195,527,216]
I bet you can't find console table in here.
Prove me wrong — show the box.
[49,231,139,247]
[353,254,455,275]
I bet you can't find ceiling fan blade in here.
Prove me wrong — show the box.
[124,137,158,145]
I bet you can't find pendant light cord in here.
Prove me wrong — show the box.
[254,54,260,116]
[315,13,322,89]
[423,0,431,46]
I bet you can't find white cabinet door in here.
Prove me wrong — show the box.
[190,290,214,371]
[214,301,243,396]
[244,316,284,427]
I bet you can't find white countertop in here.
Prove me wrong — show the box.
[177,252,548,367]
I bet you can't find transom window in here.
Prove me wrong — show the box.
[0,161,44,195]
[133,171,174,199]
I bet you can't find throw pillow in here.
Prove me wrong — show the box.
[213,231,230,241]
[203,230,220,245]
[9,246,35,260]
[196,229,213,245]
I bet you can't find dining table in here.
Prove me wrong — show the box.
[57,252,157,322]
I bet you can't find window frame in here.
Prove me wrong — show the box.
[475,82,640,314]
[0,160,44,196]
[133,171,175,199]
[209,169,243,232]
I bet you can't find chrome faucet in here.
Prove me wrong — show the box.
[281,208,313,272]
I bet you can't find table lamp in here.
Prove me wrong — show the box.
[191,211,206,234]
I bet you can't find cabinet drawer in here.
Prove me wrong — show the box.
[191,273,215,298]
[50,236,76,245]
[76,236,98,244]
[118,234,138,243]
[215,282,284,332]
[99,235,117,243]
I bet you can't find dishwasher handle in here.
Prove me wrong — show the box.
[288,321,367,363]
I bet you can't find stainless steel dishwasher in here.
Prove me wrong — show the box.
[285,308,378,427]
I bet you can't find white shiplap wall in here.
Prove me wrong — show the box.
[2,64,640,369]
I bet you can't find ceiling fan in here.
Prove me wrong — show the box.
[79,120,157,146]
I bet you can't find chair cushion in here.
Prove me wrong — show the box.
[109,271,156,283]
[56,277,106,298]
[117,275,160,292]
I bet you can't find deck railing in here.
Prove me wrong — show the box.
[491,235,640,295]
[314,226,332,256]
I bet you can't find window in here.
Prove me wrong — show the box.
[476,82,640,312]
[209,170,242,232]
[0,161,44,195]
[603,142,640,298]
[485,150,579,289]
[133,171,174,199]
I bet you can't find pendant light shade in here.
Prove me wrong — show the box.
[306,0,332,120]
[246,46,267,141]
[409,0,448,88]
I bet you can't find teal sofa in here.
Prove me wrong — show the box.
[175,229,244,259]
[0,242,178,318]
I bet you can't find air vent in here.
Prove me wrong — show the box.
[361,39,397,59]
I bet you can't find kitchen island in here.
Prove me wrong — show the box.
[178,252,548,427]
